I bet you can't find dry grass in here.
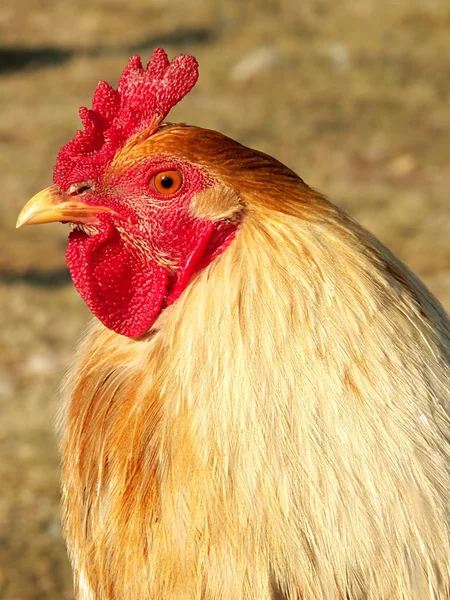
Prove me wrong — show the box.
[0,0,449,597]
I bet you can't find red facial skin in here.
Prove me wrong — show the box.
[64,156,238,338]
[49,50,237,337]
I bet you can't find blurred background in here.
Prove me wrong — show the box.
[1,0,449,597]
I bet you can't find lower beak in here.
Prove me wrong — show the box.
[16,185,114,228]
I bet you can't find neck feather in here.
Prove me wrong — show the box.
[60,204,450,599]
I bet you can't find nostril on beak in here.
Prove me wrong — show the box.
[67,182,94,196]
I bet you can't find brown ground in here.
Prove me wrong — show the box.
[1,0,449,598]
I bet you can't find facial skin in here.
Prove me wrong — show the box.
[17,150,239,337]
[17,51,242,337]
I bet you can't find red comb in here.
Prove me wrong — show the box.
[53,48,199,190]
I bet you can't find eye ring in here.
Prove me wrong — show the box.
[150,170,183,196]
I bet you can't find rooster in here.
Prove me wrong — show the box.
[17,48,450,600]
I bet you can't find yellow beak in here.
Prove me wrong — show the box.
[16,185,114,228]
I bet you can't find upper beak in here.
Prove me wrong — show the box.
[16,185,114,228]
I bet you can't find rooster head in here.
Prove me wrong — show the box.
[16,49,241,337]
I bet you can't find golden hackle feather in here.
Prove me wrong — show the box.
[59,126,450,599]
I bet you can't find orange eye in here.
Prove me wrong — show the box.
[151,170,183,195]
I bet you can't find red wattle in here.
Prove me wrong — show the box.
[66,224,167,337]
[166,222,215,305]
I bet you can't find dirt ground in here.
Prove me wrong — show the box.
[1,0,449,598]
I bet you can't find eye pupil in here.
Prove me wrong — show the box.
[152,170,183,195]
[160,176,174,189]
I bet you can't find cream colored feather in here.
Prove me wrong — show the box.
[58,179,450,599]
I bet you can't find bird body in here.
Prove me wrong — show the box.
[17,51,450,599]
